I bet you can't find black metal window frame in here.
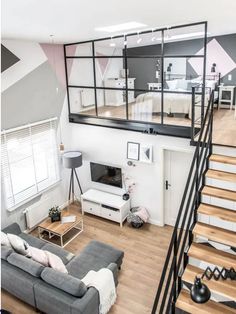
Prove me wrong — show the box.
[64,21,207,139]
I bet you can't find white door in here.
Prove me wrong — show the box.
[164,150,192,226]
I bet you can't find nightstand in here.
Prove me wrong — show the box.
[218,85,235,109]
[147,83,162,91]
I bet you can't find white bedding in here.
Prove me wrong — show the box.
[134,91,207,120]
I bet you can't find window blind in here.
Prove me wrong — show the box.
[1,118,60,211]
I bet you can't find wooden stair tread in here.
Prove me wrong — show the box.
[206,169,236,183]
[188,243,236,269]
[209,154,236,165]
[193,222,236,247]
[176,290,236,314]
[202,186,236,202]
[182,264,236,300]
[198,203,236,223]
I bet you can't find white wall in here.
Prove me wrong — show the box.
[60,100,194,226]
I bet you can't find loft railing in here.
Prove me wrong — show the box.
[151,89,214,314]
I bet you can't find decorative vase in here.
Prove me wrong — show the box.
[122,193,130,201]
[50,212,61,223]
[190,276,211,304]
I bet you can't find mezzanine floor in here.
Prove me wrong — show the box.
[79,104,236,147]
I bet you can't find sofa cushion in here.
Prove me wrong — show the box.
[1,246,14,260]
[19,232,46,249]
[84,241,124,266]
[41,267,87,297]
[66,240,124,279]
[7,253,44,277]
[41,243,74,265]
[2,222,21,235]
[2,259,41,307]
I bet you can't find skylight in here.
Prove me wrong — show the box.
[95,22,147,33]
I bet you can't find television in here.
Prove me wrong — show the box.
[90,162,122,188]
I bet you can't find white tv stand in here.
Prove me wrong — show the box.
[81,189,130,227]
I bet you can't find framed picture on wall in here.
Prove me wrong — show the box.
[140,144,153,163]
[127,142,140,161]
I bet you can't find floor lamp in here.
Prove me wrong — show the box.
[63,151,83,204]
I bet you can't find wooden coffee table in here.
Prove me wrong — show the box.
[38,209,83,247]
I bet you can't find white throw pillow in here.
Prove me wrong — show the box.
[205,80,216,90]
[7,233,31,257]
[166,80,178,90]
[191,76,202,83]
[176,79,189,90]
[1,231,11,246]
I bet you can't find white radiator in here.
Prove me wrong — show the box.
[24,197,51,229]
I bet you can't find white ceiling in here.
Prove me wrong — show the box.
[2,0,236,44]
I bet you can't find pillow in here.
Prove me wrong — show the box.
[7,253,44,277]
[205,80,216,90]
[41,267,87,297]
[1,231,11,246]
[187,82,198,91]
[7,233,31,257]
[28,246,68,273]
[191,76,202,83]
[45,251,68,274]
[166,80,178,90]
[176,79,189,90]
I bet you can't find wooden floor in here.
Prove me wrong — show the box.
[1,211,173,314]
[79,105,236,146]
[213,108,236,147]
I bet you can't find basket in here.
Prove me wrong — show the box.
[127,207,144,228]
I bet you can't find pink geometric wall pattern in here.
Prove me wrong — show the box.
[65,45,77,78]
[188,38,236,77]
[40,44,74,88]
[96,52,110,78]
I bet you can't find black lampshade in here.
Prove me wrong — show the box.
[167,63,172,72]
[211,63,216,73]
[190,276,211,303]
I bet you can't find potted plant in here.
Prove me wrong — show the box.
[48,206,61,223]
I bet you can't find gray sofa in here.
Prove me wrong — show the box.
[1,223,124,314]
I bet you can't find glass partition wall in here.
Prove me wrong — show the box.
[64,22,207,138]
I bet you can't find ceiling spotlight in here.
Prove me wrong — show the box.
[123,35,127,46]
[137,32,142,44]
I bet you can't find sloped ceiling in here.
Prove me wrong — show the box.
[2,0,236,43]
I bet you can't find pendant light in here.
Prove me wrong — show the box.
[190,276,211,304]
[50,34,64,153]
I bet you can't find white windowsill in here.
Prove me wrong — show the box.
[6,179,61,212]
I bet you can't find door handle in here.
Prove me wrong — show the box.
[165,180,171,190]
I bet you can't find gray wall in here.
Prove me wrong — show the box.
[1,44,20,72]
[1,41,67,230]
[2,62,65,130]
[127,33,236,89]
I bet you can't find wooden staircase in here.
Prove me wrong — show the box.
[176,153,236,313]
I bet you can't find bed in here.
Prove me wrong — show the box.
[135,91,200,115]
[133,78,217,120]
